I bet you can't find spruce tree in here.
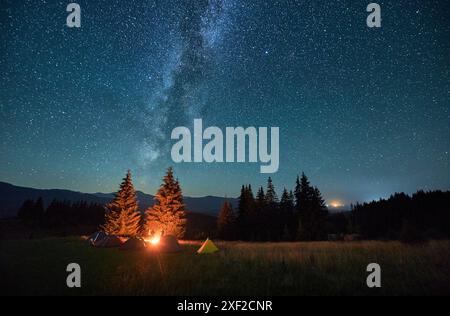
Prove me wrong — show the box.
[265,177,279,204]
[289,191,295,209]
[243,185,256,217]
[296,173,329,241]
[280,188,290,204]
[296,173,313,212]
[237,185,247,221]
[310,187,329,240]
[144,167,187,238]
[236,185,256,240]
[280,188,295,240]
[236,185,246,240]
[254,186,266,241]
[218,200,235,240]
[102,170,141,237]
[256,187,265,206]
[265,177,280,240]
[246,185,257,239]
[294,176,301,210]
[288,190,296,238]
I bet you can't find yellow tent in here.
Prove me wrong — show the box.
[197,238,219,254]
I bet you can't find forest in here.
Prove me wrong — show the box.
[14,170,450,243]
[351,190,450,241]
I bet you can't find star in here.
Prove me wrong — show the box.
[0,0,448,202]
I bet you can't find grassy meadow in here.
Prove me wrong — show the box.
[0,238,449,296]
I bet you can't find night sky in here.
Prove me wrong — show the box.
[1,0,449,207]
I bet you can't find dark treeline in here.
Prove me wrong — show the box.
[218,175,450,242]
[351,191,450,241]
[18,198,105,229]
[16,185,450,242]
[218,173,329,241]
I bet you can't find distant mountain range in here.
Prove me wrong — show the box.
[0,181,237,219]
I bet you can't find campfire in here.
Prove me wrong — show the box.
[143,230,162,247]
[149,235,161,246]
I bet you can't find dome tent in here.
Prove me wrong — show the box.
[88,231,108,245]
[159,235,181,253]
[121,237,147,250]
[94,235,123,248]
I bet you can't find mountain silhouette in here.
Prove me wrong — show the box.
[0,181,237,219]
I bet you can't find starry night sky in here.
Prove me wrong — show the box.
[1,0,449,206]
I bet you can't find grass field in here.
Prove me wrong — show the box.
[0,238,449,296]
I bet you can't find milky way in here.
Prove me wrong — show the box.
[0,0,449,205]
[138,0,237,165]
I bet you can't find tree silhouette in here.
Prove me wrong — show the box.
[264,177,280,240]
[235,174,329,241]
[294,173,329,241]
[217,199,235,240]
[352,190,450,240]
[280,188,295,240]
[254,186,266,241]
[256,186,266,206]
[236,185,256,240]
[265,177,278,204]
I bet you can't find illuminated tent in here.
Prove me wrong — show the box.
[197,238,219,254]
[94,235,123,248]
[88,231,107,245]
[159,235,181,253]
[121,237,147,250]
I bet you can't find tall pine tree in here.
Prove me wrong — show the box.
[280,188,295,240]
[310,187,329,240]
[256,187,266,207]
[237,185,256,240]
[264,177,280,240]
[265,177,279,204]
[144,167,187,238]
[295,173,313,214]
[217,199,235,240]
[254,186,266,240]
[296,173,329,241]
[102,170,141,237]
